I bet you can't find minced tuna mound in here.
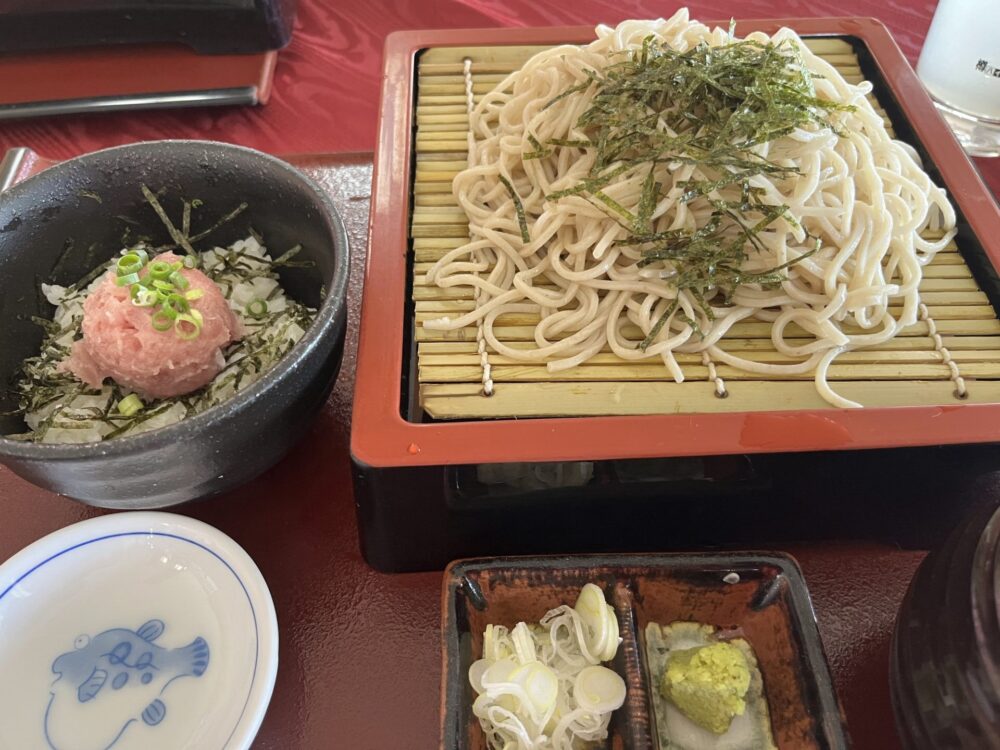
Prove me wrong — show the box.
[62,252,242,399]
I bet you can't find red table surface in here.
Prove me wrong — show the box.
[0,0,997,195]
[1,2,996,748]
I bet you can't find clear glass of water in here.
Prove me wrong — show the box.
[917,0,1000,157]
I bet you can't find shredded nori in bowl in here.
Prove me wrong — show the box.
[5,188,317,443]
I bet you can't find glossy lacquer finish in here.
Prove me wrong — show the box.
[0,46,277,110]
[0,0,996,197]
[0,141,349,508]
[0,0,298,55]
[0,1,995,748]
[352,17,1000,473]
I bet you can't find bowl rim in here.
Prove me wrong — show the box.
[0,139,350,459]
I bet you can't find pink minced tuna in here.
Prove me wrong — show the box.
[63,252,242,399]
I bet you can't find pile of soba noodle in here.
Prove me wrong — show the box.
[424,9,957,408]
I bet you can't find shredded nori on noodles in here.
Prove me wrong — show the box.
[541,35,850,344]
[499,174,531,244]
[523,133,552,161]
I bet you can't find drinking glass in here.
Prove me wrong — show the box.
[917,0,1000,157]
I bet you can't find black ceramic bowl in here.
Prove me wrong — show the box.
[0,141,349,508]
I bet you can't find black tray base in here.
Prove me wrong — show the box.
[354,443,1000,572]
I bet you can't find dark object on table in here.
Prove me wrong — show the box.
[0,45,277,121]
[0,0,298,55]
[442,554,850,749]
[0,0,285,120]
[355,444,1000,572]
[0,140,350,509]
[892,497,1000,748]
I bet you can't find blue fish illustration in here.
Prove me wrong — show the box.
[45,619,209,750]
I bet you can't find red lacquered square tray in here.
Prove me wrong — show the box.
[353,17,1000,469]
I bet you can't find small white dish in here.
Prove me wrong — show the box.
[0,512,278,750]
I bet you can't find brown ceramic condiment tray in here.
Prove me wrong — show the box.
[352,17,1000,471]
[441,554,848,749]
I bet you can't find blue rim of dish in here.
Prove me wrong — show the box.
[0,530,260,750]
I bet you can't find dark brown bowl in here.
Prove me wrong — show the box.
[0,140,349,508]
[441,553,849,749]
[891,497,1000,748]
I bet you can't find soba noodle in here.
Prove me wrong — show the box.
[424,10,957,408]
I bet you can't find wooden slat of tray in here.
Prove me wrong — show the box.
[420,380,1000,419]
[411,40,1000,418]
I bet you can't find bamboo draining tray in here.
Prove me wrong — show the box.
[412,39,1000,419]
[352,19,1000,471]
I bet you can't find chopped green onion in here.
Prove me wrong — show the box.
[152,279,174,292]
[185,289,205,301]
[174,312,203,340]
[132,247,149,266]
[131,288,157,307]
[116,272,140,287]
[151,310,174,331]
[163,293,189,317]
[117,394,144,416]
[169,270,190,290]
[117,253,144,276]
[247,299,268,319]
[148,260,173,280]
[183,255,200,269]
[171,261,183,271]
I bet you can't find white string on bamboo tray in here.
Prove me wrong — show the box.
[463,56,494,397]
[920,302,967,399]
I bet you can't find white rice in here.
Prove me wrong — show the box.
[12,236,315,443]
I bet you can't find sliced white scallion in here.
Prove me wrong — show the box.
[574,666,627,714]
[511,622,537,665]
[574,582,621,663]
[468,659,491,694]
[602,608,620,662]
[481,657,518,688]
[510,661,559,712]
[484,624,512,663]
[469,583,625,750]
